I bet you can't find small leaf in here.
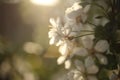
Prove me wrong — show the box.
[97,68,109,80]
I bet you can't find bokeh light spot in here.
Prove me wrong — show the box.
[30,0,59,6]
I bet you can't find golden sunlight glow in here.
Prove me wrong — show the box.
[30,0,59,6]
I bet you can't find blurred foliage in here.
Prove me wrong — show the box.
[0,0,67,79]
[0,36,61,80]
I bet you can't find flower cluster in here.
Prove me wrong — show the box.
[48,1,120,80]
[48,2,92,68]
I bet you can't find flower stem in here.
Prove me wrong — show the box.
[87,21,97,27]
[72,30,94,32]
[73,33,94,38]
[80,30,94,32]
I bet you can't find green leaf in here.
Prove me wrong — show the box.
[105,54,118,70]
[97,68,109,80]
[94,25,106,40]
[111,43,120,53]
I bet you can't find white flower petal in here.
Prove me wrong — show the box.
[56,17,61,26]
[86,65,99,74]
[65,3,82,20]
[87,76,98,80]
[73,70,83,80]
[49,18,56,27]
[74,60,85,73]
[56,40,63,46]
[63,27,72,36]
[48,29,57,38]
[85,56,99,74]
[95,53,108,65]
[81,13,88,23]
[65,10,80,19]
[72,47,89,57]
[57,56,67,65]
[85,56,94,67]
[72,23,83,32]
[94,40,109,52]
[59,43,69,55]
[81,36,93,49]
[49,37,56,45]
[65,59,71,69]
[72,2,82,10]
[77,75,85,80]
[49,35,60,45]
[83,5,91,13]
[65,16,76,25]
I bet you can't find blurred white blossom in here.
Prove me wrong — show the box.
[13,57,32,74]
[23,42,44,55]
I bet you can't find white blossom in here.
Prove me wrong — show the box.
[81,37,109,53]
[66,23,83,37]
